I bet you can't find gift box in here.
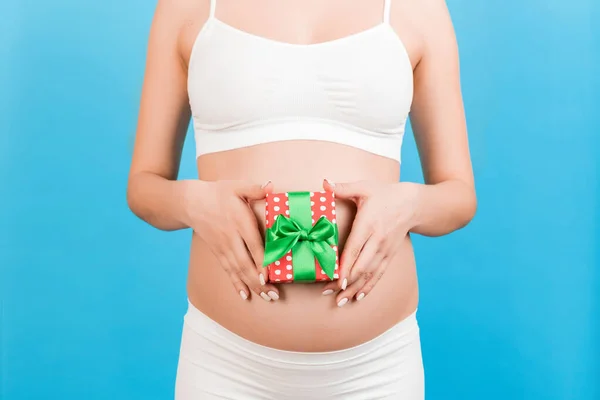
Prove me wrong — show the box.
[263,191,339,283]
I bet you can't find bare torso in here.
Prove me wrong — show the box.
[129,0,473,353]
[188,141,418,351]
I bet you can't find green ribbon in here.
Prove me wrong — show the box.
[263,192,338,281]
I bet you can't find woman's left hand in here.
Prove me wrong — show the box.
[321,179,420,307]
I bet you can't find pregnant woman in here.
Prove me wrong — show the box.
[127,0,476,398]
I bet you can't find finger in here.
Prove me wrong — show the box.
[353,260,389,302]
[229,235,279,301]
[235,180,272,201]
[321,280,340,296]
[347,237,383,283]
[223,237,259,292]
[241,245,280,301]
[261,180,274,193]
[228,271,251,301]
[337,216,372,290]
[323,179,370,201]
[236,210,281,301]
[215,253,250,301]
[335,273,369,308]
[237,214,269,284]
[238,261,279,302]
[322,178,336,193]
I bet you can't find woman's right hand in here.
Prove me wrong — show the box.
[181,179,279,302]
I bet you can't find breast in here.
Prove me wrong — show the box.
[187,22,414,136]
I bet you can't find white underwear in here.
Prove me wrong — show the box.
[175,300,424,400]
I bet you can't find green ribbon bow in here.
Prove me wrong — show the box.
[263,192,338,281]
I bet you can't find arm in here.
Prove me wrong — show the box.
[323,0,477,300]
[126,0,280,300]
[126,0,197,231]
[407,0,477,237]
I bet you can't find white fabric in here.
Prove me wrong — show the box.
[187,0,413,163]
[383,0,392,23]
[175,301,425,399]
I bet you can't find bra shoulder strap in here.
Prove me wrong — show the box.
[209,0,217,18]
[383,0,392,24]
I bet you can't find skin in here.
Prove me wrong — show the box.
[127,0,476,352]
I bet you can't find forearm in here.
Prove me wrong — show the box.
[126,172,194,231]
[407,180,477,237]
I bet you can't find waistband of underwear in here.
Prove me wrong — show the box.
[182,299,419,366]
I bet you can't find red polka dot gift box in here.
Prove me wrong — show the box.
[263,191,339,283]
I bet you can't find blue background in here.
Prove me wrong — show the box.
[1,0,598,399]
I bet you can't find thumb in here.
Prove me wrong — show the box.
[236,180,272,201]
[323,179,369,200]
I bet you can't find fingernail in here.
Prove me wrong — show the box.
[267,291,279,300]
[239,290,248,300]
[341,278,348,290]
[260,292,272,302]
[337,298,349,308]
[322,289,334,296]
[325,178,336,188]
[259,273,266,286]
[356,293,365,301]
[261,180,271,189]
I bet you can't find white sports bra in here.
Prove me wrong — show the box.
[187,0,413,163]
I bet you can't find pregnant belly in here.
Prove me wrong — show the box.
[186,140,419,351]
